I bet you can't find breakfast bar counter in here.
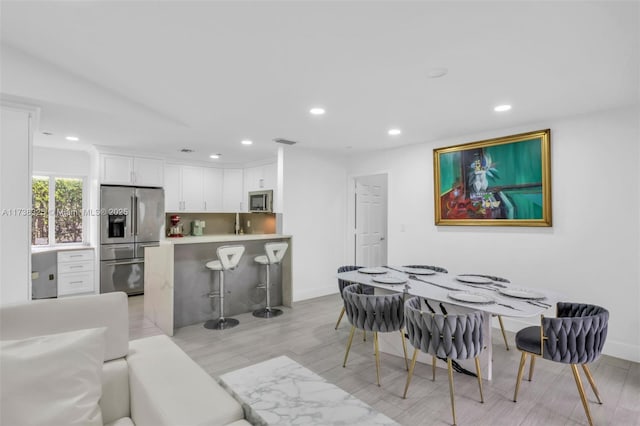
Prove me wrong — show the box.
[144,234,292,336]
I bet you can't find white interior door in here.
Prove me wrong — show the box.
[355,174,387,267]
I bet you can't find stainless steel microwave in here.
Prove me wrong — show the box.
[248,190,273,212]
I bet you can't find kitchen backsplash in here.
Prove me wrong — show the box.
[165,212,277,236]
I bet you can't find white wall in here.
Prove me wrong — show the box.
[346,106,640,362]
[282,147,348,301]
[1,104,35,305]
[32,146,90,176]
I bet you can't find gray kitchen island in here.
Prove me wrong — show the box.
[144,234,292,336]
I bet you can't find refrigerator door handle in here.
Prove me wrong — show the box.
[130,196,135,237]
[134,195,139,236]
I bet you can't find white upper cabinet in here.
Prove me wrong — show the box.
[202,167,223,212]
[164,164,182,211]
[165,165,226,212]
[164,164,202,212]
[180,166,203,211]
[133,157,165,187]
[101,154,164,187]
[165,164,269,213]
[244,163,277,192]
[223,169,244,212]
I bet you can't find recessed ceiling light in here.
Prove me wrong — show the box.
[427,67,448,78]
[65,136,79,141]
[309,107,325,115]
[209,154,221,159]
[494,104,512,112]
[241,140,253,145]
[388,128,402,136]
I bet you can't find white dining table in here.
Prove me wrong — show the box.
[336,266,566,380]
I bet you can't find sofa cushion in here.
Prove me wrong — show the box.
[101,358,131,424]
[0,292,129,361]
[0,327,106,426]
[127,335,245,426]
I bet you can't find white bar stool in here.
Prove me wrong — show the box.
[204,245,245,330]
[253,242,288,318]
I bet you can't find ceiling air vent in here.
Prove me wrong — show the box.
[179,148,194,153]
[273,138,298,145]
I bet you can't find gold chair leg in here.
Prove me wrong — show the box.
[514,351,528,402]
[374,331,381,387]
[582,364,603,404]
[334,306,345,330]
[571,364,594,426]
[498,315,509,350]
[528,355,536,381]
[432,355,437,381]
[474,356,484,403]
[447,358,457,426]
[343,325,356,367]
[400,329,409,371]
[403,348,419,399]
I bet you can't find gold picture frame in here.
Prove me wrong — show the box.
[434,129,551,226]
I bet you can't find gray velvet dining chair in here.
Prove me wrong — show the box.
[402,264,448,273]
[403,266,511,351]
[334,265,367,330]
[513,302,609,426]
[403,296,485,426]
[341,284,408,387]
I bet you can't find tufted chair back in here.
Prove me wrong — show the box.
[342,284,404,333]
[402,264,448,273]
[404,297,483,360]
[542,302,609,364]
[337,266,373,298]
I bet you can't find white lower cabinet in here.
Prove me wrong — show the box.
[57,249,95,296]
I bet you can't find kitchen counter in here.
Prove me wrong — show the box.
[162,234,291,244]
[144,235,292,336]
[31,245,95,253]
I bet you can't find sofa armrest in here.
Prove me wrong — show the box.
[127,335,245,426]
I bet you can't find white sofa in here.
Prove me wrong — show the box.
[0,292,250,426]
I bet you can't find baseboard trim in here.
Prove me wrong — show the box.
[292,285,337,303]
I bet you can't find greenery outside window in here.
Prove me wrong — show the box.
[32,175,85,246]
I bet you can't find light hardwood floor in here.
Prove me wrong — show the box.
[128,295,640,426]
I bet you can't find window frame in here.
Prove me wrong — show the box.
[31,172,88,247]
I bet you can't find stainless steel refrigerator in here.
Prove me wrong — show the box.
[100,186,164,295]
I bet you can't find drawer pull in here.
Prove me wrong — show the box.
[69,281,84,285]
[70,265,83,269]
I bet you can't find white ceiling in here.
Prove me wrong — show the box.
[1,1,638,165]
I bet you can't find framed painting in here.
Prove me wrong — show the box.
[434,129,551,226]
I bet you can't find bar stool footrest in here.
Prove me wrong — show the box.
[253,307,283,318]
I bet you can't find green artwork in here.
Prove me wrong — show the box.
[434,130,551,226]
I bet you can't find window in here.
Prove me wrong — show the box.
[32,175,85,246]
